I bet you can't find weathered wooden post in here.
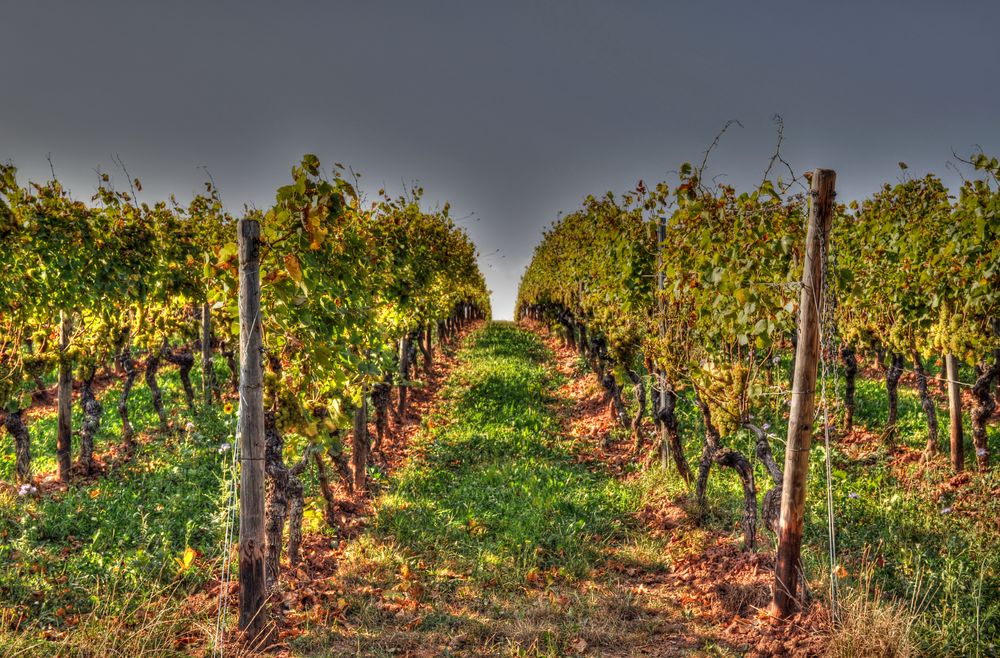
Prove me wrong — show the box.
[56,310,73,481]
[770,169,835,618]
[237,218,267,637]
[656,215,669,470]
[946,354,964,472]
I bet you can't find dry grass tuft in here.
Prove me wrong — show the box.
[0,580,217,658]
[715,581,770,618]
[827,558,922,658]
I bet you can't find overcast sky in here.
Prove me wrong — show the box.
[2,1,998,318]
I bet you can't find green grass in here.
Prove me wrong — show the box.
[375,322,639,587]
[0,364,234,654]
[608,355,1000,656]
[1,327,997,656]
[294,325,691,656]
[812,376,1000,656]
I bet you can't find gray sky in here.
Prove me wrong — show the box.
[2,1,998,319]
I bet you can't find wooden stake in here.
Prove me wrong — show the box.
[237,218,267,638]
[56,310,73,481]
[770,169,836,618]
[656,215,669,470]
[946,354,964,472]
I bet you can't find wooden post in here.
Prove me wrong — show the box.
[770,169,836,618]
[201,301,213,408]
[946,354,964,472]
[237,218,267,637]
[56,310,73,481]
[656,216,669,470]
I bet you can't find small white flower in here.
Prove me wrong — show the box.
[941,506,953,515]
[185,422,196,433]
[848,492,859,499]
[17,483,37,497]
[976,448,987,458]
[762,423,771,431]
[218,443,231,454]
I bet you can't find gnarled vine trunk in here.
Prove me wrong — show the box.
[286,453,308,567]
[912,352,940,459]
[590,338,627,430]
[263,411,290,592]
[118,342,138,447]
[416,327,431,375]
[3,410,31,483]
[329,441,353,494]
[163,348,195,411]
[747,423,783,535]
[600,370,629,429]
[372,376,391,453]
[882,352,904,444]
[694,395,721,508]
[78,367,102,475]
[694,394,757,550]
[397,335,411,420]
[313,451,339,529]
[650,363,664,466]
[971,353,999,472]
[560,313,576,350]
[657,377,691,483]
[145,351,168,431]
[200,302,215,407]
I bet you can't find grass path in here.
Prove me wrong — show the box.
[295,322,751,657]
[376,321,636,585]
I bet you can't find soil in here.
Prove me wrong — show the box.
[532,320,831,657]
[207,323,481,656]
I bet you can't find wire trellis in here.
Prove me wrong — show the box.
[817,213,840,621]
[214,301,262,656]
[213,397,240,657]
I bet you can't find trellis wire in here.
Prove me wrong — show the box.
[213,397,240,657]
[817,201,839,621]
[214,302,262,656]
